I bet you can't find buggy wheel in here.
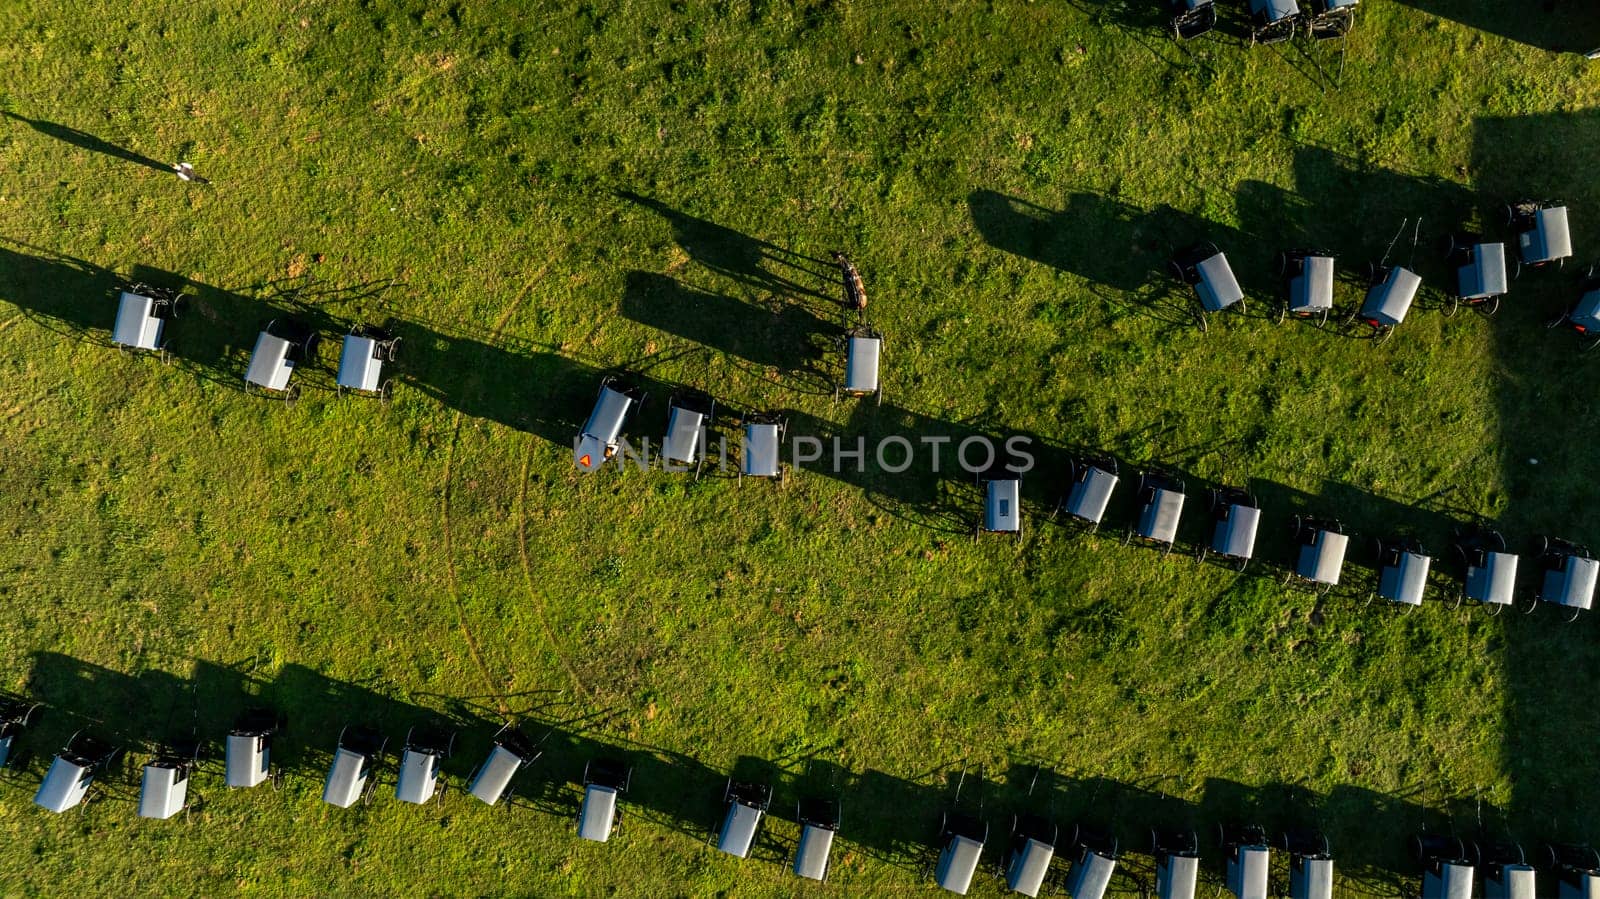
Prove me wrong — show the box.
[1166,259,1185,283]
[1194,547,1208,564]
[285,384,301,408]
[1316,307,1330,329]
[1442,296,1459,317]
[335,384,345,399]
[1568,607,1583,624]
[1195,309,1208,333]
[875,388,883,407]
[380,379,394,404]
[1275,302,1287,324]
[1373,327,1393,346]
[387,336,401,361]
[160,345,173,365]
[1584,335,1600,352]
[1519,595,1539,615]
[1447,593,1462,611]
[1478,296,1501,317]
[1484,602,1504,617]
[1123,528,1134,547]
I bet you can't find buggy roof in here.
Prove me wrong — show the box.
[1296,529,1349,585]
[1251,0,1301,21]
[1212,502,1260,559]
[322,746,369,808]
[1065,848,1116,899]
[113,291,163,351]
[582,385,635,446]
[845,333,881,393]
[1379,551,1430,605]
[1423,862,1474,899]
[1574,289,1600,331]
[1289,255,1335,312]
[1139,487,1185,544]
[396,747,441,805]
[662,403,706,465]
[226,733,270,788]
[717,800,763,858]
[1229,845,1271,899]
[1465,551,1519,605]
[34,755,93,813]
[1543,554,1599,609]
[1293,856,1335,899]
[1158,851,1200,899]
[1457,242,1509,300]
[468,744,526,805]
[1487,864,1536,899]
[245,331,296,391]
[1519,206,1572,264]
[1067,465,1119,524]
[1361,266,1421,326]
[578,783,619,842]
[337,334,383,392]
[743,421,782,477]
[139,761,188,819]
[1196,251,1245,312]
[794,819,836,881]
[985,476,1022,532]
[936,834,984,894]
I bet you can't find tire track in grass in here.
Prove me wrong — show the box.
[438,422,507,714]
[438,247,591,715]
[517,445,591,700]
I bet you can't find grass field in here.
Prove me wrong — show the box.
[2,0,1600,895]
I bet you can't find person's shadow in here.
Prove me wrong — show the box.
[2,111,171,174]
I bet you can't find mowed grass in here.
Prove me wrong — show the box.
[1,0,1599,894]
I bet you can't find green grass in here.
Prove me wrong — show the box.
[2,0,1600,894]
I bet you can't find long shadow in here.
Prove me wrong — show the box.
[17,652,503,805]
[1391,0,1600,55]
[773,400,1084,536]
[848,762,983,876]
[618,270,835,375]
[0,655,1533,890]
[617,191,835,301]
[968,189,1274,327]
[393,320,604,443]
[1471,107,1600,851]
[1,111,172,174]
[0,240,352,390]
[17,652,735,829]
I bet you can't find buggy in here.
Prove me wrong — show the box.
[245,318,319,402]
[336,323,399,401]
[1170,242,1246,331]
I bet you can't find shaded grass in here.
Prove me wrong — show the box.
[0,0,1598,895]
